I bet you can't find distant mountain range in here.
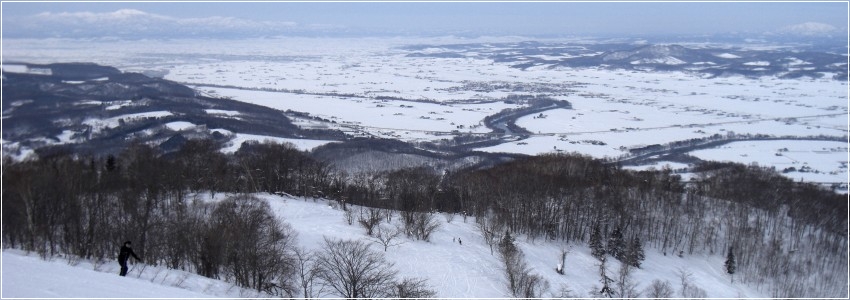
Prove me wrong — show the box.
[404,42,848,80]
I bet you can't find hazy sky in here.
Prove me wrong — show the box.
[2,1,847,38]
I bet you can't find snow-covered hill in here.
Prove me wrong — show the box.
[3,193,767,298]
[2,249,263,298]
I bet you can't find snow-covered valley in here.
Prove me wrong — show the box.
[3,37,847,186]
[2,34,847,299]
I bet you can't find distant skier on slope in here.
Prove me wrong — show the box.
[118,241,142,276]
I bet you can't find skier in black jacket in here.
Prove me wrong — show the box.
[118,241,141,276]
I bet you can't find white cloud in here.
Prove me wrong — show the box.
[778,22,841,36]
[7,9,303,38]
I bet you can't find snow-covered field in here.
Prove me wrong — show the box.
[204,87,515,141]
[690,140,848,183]
[2,37,847,182]
[2,194,767,298]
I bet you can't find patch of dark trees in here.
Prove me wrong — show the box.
[693,161,846,233]
[3,138,847,297]
[2,64,345,156]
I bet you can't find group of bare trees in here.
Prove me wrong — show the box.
[1,138,440,297]
[3,138,847,297]
[497,230,550,297]
[310,237,434,298]
[2,139,324,261]
[448,154,846,298]
[0,140,423,297]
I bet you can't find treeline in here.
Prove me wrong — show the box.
[3,139,327,256]
[1,139,432,297]
[446,155,846,297]
[443,155,846,297]
[3,138,847,297]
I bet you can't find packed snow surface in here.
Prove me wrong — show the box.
[2,250,219,298]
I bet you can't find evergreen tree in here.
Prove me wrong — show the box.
[725,246,736,283]
[105,154,117,172]
[498,230,521,294]
[627,237,645,268]
[499,230,517,253]
[607,227,626,261]
[590,225,606,261]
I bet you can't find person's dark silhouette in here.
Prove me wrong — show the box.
[118,241,141,276]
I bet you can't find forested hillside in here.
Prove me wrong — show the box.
[2,138,846,297]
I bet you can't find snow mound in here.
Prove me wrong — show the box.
[164,121,196,131]
[715,53,740,59]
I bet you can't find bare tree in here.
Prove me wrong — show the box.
[551,283,576,298]
[498,231,549,297]
[390,277,437,298]
[677,267,708,298]
[677,267,693,297]
[477,216,500,255]
[598,257,615,298]
[401,211,441,241]
[643,279,674,299]
[315,237,398,299]
[413,212,441,242]
[372,226,405,252]
[358,207,384,236]
[556,246,571,275]
[344,208,354,225]
[516,272,550,298]
[292,247,325,298]
[444,212,456,223]
[208,195,297,295]
[615,262,640,298]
